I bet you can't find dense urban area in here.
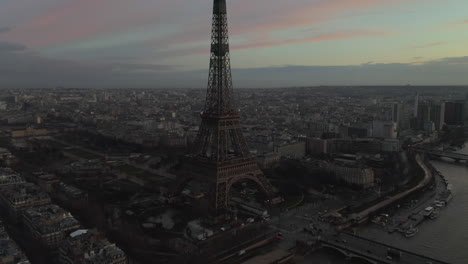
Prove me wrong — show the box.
[0,86,467,264]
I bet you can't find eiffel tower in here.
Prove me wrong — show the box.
[189,0,278,219]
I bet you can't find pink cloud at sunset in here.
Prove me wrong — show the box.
[0,0,172,47]
[232,30,391,51]
[0,0,408,50]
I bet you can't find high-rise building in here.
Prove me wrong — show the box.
[445,101,464,125]
[372,120,397,139]
[464,93,468,125]
[414,101,446,131]
[392,103,401,125]
[416,103,431,130]
[400,106,413,130]
[414,92,419,117]
[430,102,445,130]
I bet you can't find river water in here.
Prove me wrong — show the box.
[419,145,468,264]
[305,144,468,264]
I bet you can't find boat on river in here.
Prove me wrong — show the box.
[405,227,419,238]
[430,209,440,220]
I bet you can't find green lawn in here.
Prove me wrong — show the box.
[66,148,102,160]
[280,194,305,210]
[41,139,68,149]
[115,164,163,181]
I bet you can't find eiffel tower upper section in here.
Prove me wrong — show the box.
[191,0,251,163]
[203,0,236,118]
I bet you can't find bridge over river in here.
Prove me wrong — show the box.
[318,232,449,264]
[415,147,468,161]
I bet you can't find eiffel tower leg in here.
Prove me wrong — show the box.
[215,181,227,211]
[209,180,228,221]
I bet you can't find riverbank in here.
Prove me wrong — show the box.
[382,156,453,237]
[296,144,468,264]
[355,145,468,264]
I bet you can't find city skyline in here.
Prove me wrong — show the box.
[0,0,468,88]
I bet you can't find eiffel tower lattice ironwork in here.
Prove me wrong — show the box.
[190,0,277,217]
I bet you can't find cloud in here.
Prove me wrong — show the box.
[112,63,174,72]
[0,27,11,34]
[142,0,405,58]
[227,58,468,87]
[129,30,390,61]
[230,0,405,36]
[232,31,391,51]
[0,41,467,88]
[447,19,468,25]
[412,42,446,49]
[427,56,468,65]
[0,0,406,55]
[0,0,70,26]
[0,42,174,88]
[0,41,27,52]
[0,0,170,47]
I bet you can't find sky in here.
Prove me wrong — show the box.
[0,0,467,88]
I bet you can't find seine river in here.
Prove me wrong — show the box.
[416,145,468,264]
[305,144,468,264]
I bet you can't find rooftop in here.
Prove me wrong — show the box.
[0,221,29,263]
[55,182,86,196]
[0,168,24,186]
[60,229,126,263]
[24,204,79,235]
[0,183,50,205]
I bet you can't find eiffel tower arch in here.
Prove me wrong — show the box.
[187,0,280,219]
